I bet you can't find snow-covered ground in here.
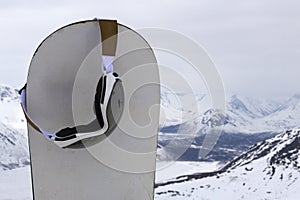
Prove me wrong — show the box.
[156,161,220,183]
[4,139,300,200]
[0,166,32,200]
[0,161,219,200]
[155,129,300,200]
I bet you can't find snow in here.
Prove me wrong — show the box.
[1,84,300,199]
[156,161,220,183]
[0,166,32,200]
[0,85,29,170]
[0,85,25,130]
[2,161,299,200]
[155,160,300,200]
[155,129,300,200]
[0,161,219,200]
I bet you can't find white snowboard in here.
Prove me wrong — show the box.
[25,20,160,200]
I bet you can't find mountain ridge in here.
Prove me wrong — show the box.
[0,84,29,170]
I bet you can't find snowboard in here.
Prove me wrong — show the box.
[25,19,160,199]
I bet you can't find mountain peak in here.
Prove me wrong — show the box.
[222,128,300,171]
[0,84,19,101]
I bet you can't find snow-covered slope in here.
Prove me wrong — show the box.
[0,85,29,170]
[155,128,300,200]
[0,166,32,200]
[156,161,221,183]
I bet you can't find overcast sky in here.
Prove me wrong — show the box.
[0,0,299,98]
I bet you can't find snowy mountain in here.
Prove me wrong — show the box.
[0,85,29,170]
[158,91,299,162]
[225,94,299,133]
[1,83,299,169]
[262,94,300,130]
[160,91,299,134]
[155,128,300,200]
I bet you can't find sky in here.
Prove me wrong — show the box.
[0,0,299,98]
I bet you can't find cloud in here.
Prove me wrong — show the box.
[0,0,299,98]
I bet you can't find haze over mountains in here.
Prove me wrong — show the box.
[161,89,300,133]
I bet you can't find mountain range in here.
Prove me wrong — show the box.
[158,89,300,162]
[0,84,299,169]
[160,89,300,133]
